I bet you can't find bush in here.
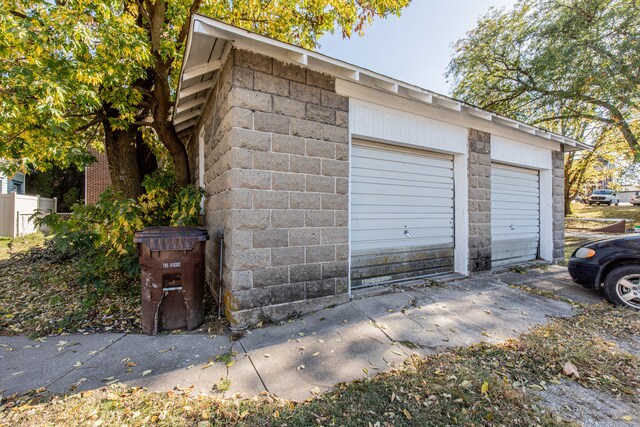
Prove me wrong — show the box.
[38,173,205,296]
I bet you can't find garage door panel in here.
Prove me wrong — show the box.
[351,141,455,287]
[491,163,540,268]
[353,168,453,185]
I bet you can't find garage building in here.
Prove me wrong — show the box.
[173,15,589,327]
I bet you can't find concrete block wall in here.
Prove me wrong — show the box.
[197,49,350,328]
[552,150,565,263]
[468,129,492,272]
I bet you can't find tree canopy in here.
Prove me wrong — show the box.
[1,0,410,196]
[447,0,640,156]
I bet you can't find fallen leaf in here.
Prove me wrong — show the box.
[563,362,580,379]
[403,409,413,420]
[140,370,152,377]
[481,381,489,394]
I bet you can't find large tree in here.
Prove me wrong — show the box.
[447,0,640,156]
[1,0,411,197]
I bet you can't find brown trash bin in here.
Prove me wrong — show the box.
[134,226,208,335]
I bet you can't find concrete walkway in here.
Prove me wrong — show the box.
[0,266,603,401]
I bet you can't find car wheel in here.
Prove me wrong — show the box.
[604,265,640,310]
[615,201,619,206]
[607,201,612,206]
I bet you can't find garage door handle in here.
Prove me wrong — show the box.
[509,224,515,230]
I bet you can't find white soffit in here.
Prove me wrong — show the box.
[173,14,590,152]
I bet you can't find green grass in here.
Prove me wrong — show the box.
[2,304,638,427]
[0,233,46,261]
[568,203,640,223]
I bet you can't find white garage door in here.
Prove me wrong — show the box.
[491,164,540,267]
[351,141,455,286]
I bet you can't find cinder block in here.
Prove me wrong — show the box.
[228,169,272,190]
[253,266,289,287]
[321,261,348,279]
[232,66,254,89]
[226,248,270,270]
[290,117,323,139]
[306,175,335,193]
[254,71,290,96]
[228,288,271,311]
[336,178,348,194]
[334,210,348,227]
[322,159,349,177]
[273,60,307,83]
[335,110,349,128]
[290,155,321,175]
[305,245,335,263]
[223,269,253,291]
[305,210,335,227]
[305,279,336,299]
[335,244,348,261]
[271,209,305,228]
[306,139,335,159]
[306,103,335,125]
[289,228,321,246]
[290,81,321,104]
[227,128,271,151]
[270,283,305,304]
[290,192,321,210]
[223,229,253,250]
[335,144,349,161]
[272,134,305,155]
[306,70,334,90]
[254,112,290,134]
[253,229,289,248]
[290,264,322,283]
[228,87,272,112]
[252,190,289,209]
[271,246,305,266]
[321,124,349,144]
[234,50,272,73]
[273,96,306,119]
[253,151,290,172]
[225,209,271,230]
[321,193,348,210]
[272,172,306,191]
[321,227,348,244]
[321,90,348,111]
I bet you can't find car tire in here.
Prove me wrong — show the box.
[607,201,612,206]
[604,265,640,310]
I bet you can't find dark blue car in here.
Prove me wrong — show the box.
[568,235,640,310]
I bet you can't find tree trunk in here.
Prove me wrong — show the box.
[103,119,144,198]
[136,130,158,179]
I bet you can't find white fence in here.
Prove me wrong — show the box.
[0,193,57,238]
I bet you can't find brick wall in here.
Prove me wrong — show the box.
[468,129,492,272]
[85,150,111,205]
[552,150,565,263]
[195,49,350,328]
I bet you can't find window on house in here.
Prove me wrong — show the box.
[12,181,23,194]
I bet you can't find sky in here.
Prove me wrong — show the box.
[318,0,518,96]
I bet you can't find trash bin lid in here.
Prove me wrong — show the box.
[134,226,209,251]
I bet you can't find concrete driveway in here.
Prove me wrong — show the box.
[0,265,604,401]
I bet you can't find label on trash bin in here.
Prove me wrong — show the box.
[163,262,181,268]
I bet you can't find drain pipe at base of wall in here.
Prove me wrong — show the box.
[218,235,224,319]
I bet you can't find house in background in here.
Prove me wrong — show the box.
[0,170,26,195]
[84,150,111,205]
[169,16,590,328]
